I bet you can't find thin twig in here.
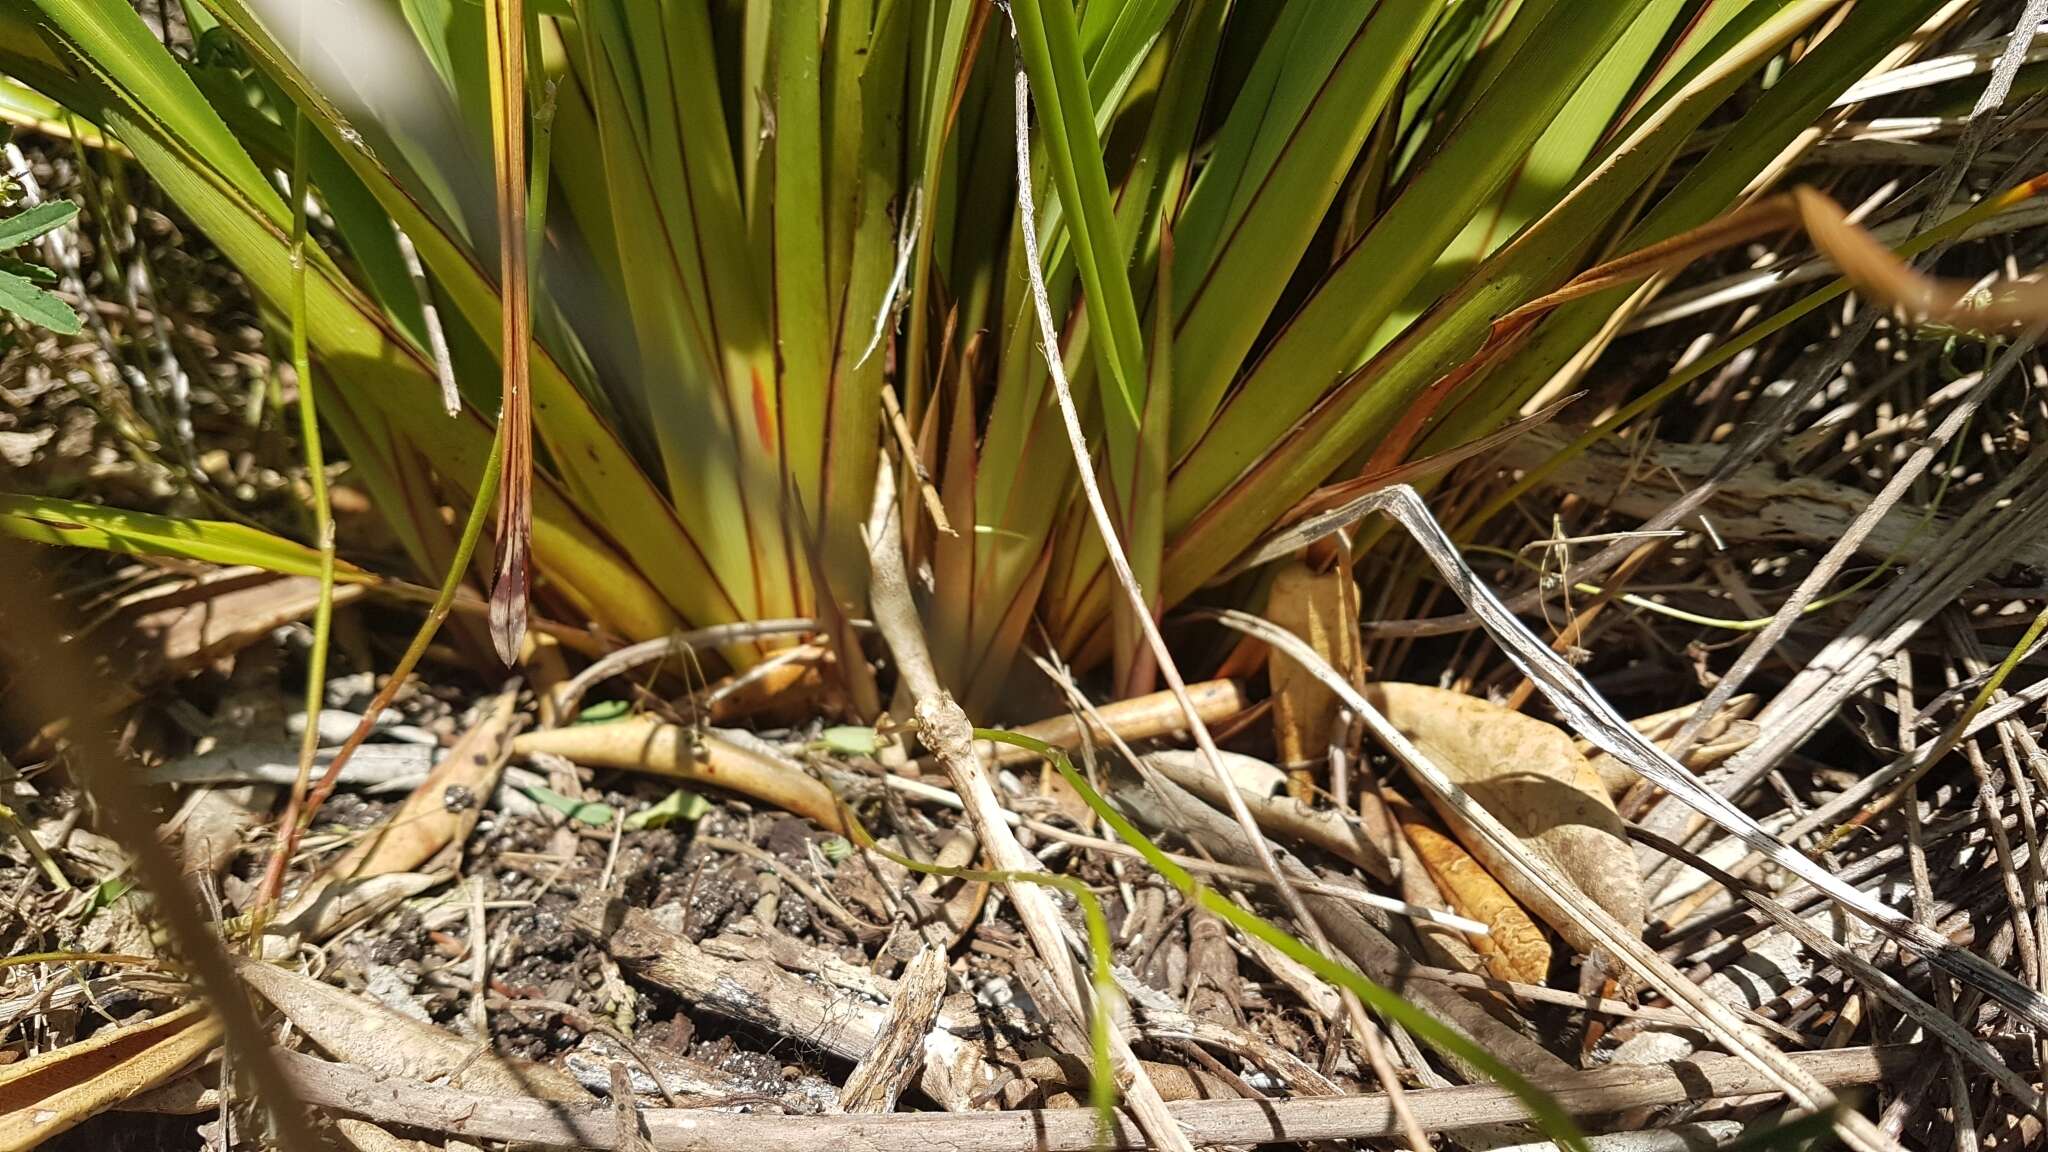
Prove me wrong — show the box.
[865,461,1191,1152]
[277,1042,1920,1150]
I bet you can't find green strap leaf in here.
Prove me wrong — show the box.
[0,199,78,248]
[0,494,377,581]
[0,264,79,332]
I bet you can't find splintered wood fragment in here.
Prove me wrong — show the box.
[0,1001,219,1152]
[610,1063,652,1152]
[1264,562,1360,801]
[1363,683,1646,955]
[277,1040,1920,1149]
[840,945,949,1113]
[1388,794,1551,986]
[580,901,999,1110]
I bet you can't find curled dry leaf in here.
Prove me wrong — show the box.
[511,721,847,832]
[1264,561,1361,801]
[1388,794,1551,986]
[1363,683,1645,955]
[0,1000,219,1152]
[233,957,586,1101]
[1794,186,2048,329]
[328,689,520,881]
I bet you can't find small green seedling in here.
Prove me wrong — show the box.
[522,784,615,827]
[812,725,882,757]
[625,788,708,831]
[0,197,81,335]
[573,700,632,725]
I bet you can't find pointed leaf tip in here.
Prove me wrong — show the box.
[489,542,528,665]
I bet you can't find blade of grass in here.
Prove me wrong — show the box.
[0,493,374,580]
[1153,0,1876,613]
[772,0,831,617]
[1171,0,1650,517]
[194,0,734,632]
[284,89,339,859]
[1007,0,1149,504]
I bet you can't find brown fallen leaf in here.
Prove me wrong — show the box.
[1363,682,1645,955]
[233,957,586,1101]
[511,721,847,832]
[1265,562,1361,801]
[329,689,520,881]
[29,571,369,752]
[0,1001,219,1152]
[1388,794,1552,986]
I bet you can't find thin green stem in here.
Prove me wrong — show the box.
[286,107,337,820]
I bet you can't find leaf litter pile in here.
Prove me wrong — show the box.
[8,13,2048,1152]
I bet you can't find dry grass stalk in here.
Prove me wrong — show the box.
[273,1025,1922,1149]
[866,460,1189,1150]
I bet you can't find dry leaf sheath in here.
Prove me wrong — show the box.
[485,0,532,664]
[0,1002,219,1152]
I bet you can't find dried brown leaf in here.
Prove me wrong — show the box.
[1363,683,1645,954]
[1265,562,1360,800]
[1795,185,2048,329]
[0,1001,219,1151]
[510,721,847,832]
[1389,795,1551,985]
[329,689,519,881]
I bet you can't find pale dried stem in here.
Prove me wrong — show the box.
[274,1037,1920,1150]
[865,460,1190,1151]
